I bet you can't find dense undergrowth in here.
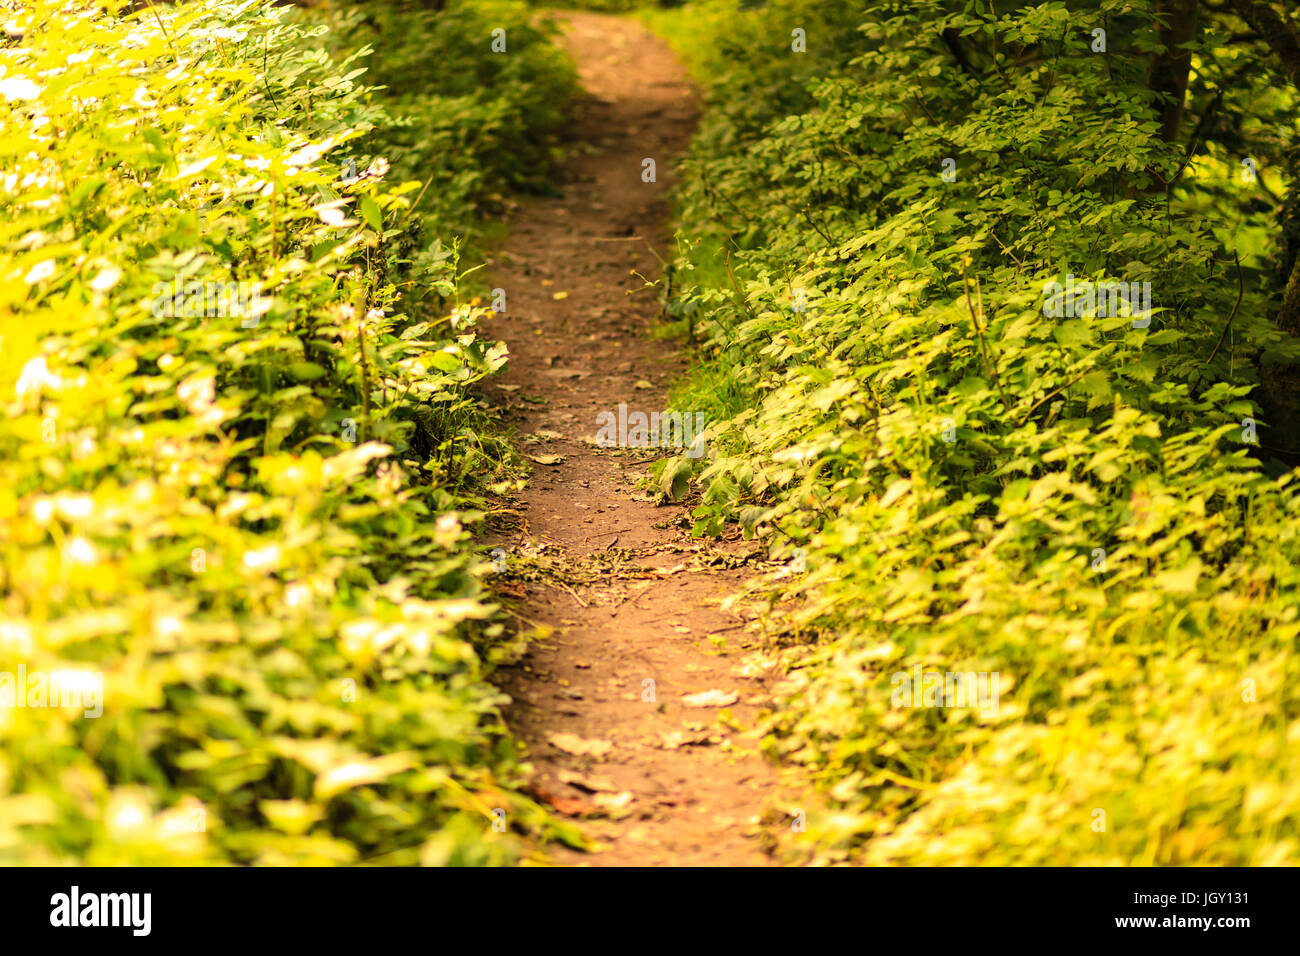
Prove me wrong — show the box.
[651,0,1300,864]
[0,0,577,864]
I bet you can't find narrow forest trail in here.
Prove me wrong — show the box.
[480,11,793,866]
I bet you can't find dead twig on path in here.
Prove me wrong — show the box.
[555,579,589,608]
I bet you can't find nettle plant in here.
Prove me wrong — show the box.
[0,0,579,864]
[661,0,1300,863]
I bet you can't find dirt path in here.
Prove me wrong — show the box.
[480,11,791,866]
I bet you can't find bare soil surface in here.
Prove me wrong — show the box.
[480,11,795,866]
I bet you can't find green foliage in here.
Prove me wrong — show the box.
[658,0,1300,864]
[0,0,578,864]
[315,0,577,237]
[529,0,649,12]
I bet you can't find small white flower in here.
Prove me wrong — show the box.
[0,620,33,654]
[32,499,53,525]
[55,494,93,520]
[284,582,311,609]
[434,513,462,548]
[64,536,98,565]
[0,76,39,101]
[74,434,97,459]
[23,259,55,284]
[90,266,121,291]
[317,206,346,226]
[15,356,61,398]
[177,374,215,413]
[154,616,183,638]
[107,795,149,835]
[242,545,281,571]
[287,142,328,168]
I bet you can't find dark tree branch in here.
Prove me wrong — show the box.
[1227,0,1300,87]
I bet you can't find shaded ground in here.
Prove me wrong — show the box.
[480,11,795,866]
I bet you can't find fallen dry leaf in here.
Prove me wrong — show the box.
[733,656,774,679]
[548,732,613,758]
[681,689,739,708]
[525,784,589,817]
[592,790,634,811]
[659,730,711,750]
[557,769,619,793]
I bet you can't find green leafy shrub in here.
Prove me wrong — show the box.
[315,0,577,236]
[657,0,1300,864]
[528,0,647,11]
[0,0,576,864]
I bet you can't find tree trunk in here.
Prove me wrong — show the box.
[1226,4,1300,459]
[1147,0,1200,143]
